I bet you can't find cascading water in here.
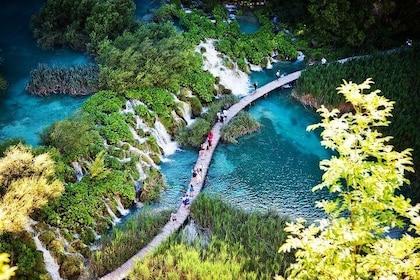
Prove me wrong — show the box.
[115,197,130,216]
[104,203,121,225]
[153,120,178,156]
[196,39,250,96]
[72,161,84,182]
[26,220,62,280]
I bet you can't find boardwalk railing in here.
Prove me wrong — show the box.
[99,70,302,280]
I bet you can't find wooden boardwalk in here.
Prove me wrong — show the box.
[99,70,302,280]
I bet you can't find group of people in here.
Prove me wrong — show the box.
[216,109,228,123]
[192,164,203,183]
[199,131,214,157]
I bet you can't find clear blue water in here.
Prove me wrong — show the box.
[160,60,332,221]
[236,15,260,34]
[0,1,328,222]
[0,0,161,146]
[0,1,91,146]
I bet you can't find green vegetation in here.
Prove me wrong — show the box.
[89,210,170,277]
[40,113,103,162]
[190,195,293,279]
[0,144,63,279]
[31,0,136,53]
[7,1,416,278]
[97,22,201,93]
[0,232,44,279]
[220,111,260,144]
[176,6,298,67]
[294,48,420,199]
[130,194,292,279]
[175,95,239,147]
[130,240,258,279]
[25,64,99,96]
[278,79,419,279]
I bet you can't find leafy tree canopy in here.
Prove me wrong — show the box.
[97,22,200,93]
[31,0,136,52]
[0,144,64,233]
[278,79,419,279]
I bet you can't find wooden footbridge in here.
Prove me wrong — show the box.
[99,71,302,280]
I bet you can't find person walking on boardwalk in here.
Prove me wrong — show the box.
[276,70,280,80]
[207,131,214,147]
[253,81,258,92]
[189,184,194,197]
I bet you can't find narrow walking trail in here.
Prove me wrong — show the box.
[100,71,302,280]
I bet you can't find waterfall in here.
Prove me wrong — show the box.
[135,162,147,181]
[104,203,120,225]
[180,101,194,125]
[196,39,249,96]
[25,221,62,280]
[174,97,194,126]
[153,120,178,156]
[129,125,147,145]
[115,197,130,216]
[128,145,159,170]
[266,58,273,69]
[72,161,83,182]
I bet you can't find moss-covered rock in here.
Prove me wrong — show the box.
[59,254,84,280]
[39,230,56,246]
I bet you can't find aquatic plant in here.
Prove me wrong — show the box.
[220,111,260,144]
[25,63,99,96]
[190,194,293,279]
[130,239,258,280]
[88,210,170,277]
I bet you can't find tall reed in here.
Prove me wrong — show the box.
[88,209,171,277]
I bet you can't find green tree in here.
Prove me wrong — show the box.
[307,0,376,48]
[278,79,420,279]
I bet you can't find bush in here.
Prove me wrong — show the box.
[221,111,260,144]
[175,118,211,147]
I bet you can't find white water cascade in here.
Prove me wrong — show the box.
[196,39,250,96]
[174,96,194,125]
[26,221,62,280]
[115,197,130,216]
[104,203,121,225]
[72,161,83,182]
[153,120,178,156]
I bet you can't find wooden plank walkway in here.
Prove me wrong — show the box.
[99,70,302,280]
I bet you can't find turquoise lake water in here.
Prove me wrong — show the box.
[0,1,330,222]
[0,1,90,145]
[160,60,332,221]
[0,0,161,146]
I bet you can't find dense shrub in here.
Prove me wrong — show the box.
[294,48,420,200]
[0,232,48,280]
[175,118,211,147]
[31,0,136,53]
